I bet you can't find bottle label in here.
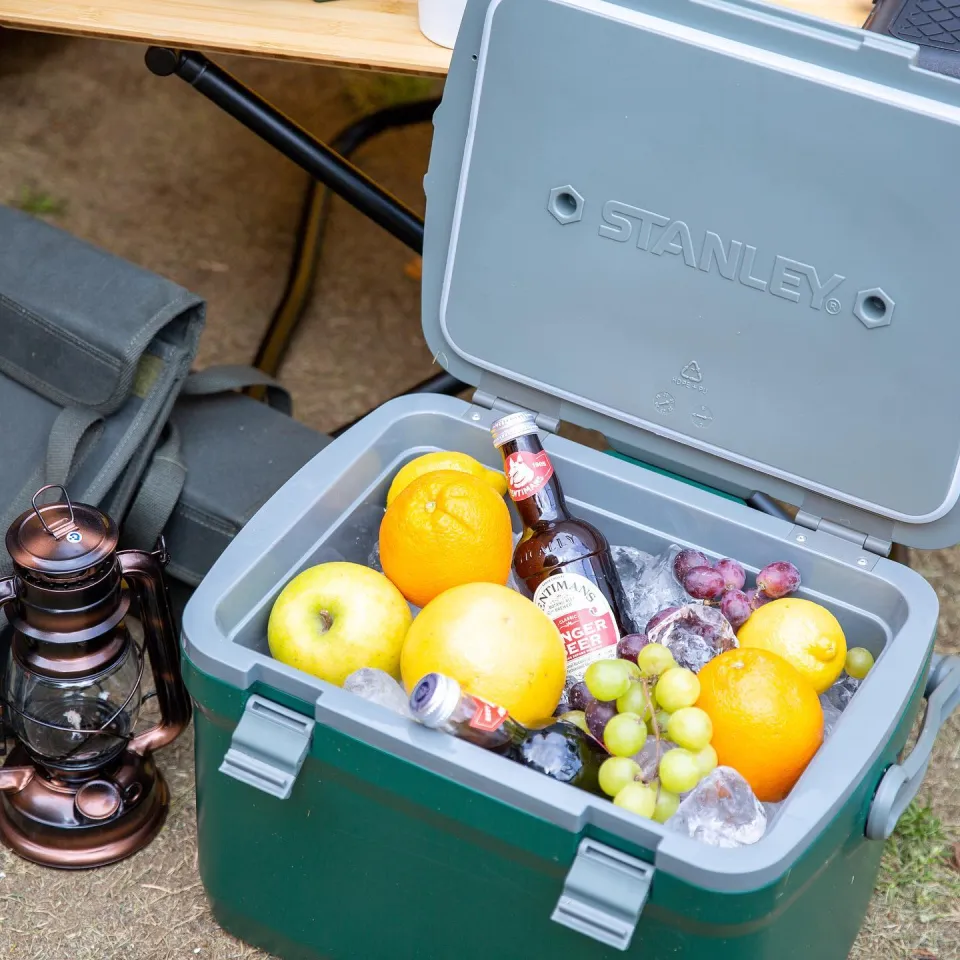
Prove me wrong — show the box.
[504,450,554,501]
[469,698,509,733]
[533,572,620,681]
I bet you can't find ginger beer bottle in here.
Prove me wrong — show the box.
[491,412,635,691]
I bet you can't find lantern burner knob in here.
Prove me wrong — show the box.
[74,780,122,821]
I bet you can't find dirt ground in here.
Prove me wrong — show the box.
[0,28,958,960]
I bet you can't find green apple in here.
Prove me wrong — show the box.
[268,561,412,686]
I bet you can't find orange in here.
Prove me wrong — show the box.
[738,598,846,694]
[696,648,823,802]
[400,582,565,724]
[386,451,507,507]
[380,470,514,608]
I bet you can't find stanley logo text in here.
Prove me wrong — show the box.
[598,201,845,312]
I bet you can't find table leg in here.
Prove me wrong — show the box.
[144,48,425,253]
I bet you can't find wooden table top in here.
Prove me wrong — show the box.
[0,0,874,76]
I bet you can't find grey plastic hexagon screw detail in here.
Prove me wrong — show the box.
[548,185,584,224]
[854,287,894,329]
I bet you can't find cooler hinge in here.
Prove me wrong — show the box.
[219,695,315,799]
[551,839,654,951]
[470,391,559,434]
[793,511,892,560]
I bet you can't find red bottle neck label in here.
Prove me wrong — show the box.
[504,450,554,502]
[469,698,510,732]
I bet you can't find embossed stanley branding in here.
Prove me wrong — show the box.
[598,202,845,311]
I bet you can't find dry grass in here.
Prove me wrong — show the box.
[849,546,960,960]
[0,732,267,960]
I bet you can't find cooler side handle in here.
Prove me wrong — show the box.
[866,654,960,841]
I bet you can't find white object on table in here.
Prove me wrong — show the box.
[418,0,468,48]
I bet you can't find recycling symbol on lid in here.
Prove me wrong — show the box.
[681,361,702,383]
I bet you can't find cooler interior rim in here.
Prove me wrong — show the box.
[180,393,940,894]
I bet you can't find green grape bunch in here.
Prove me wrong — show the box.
[584,650,718,823]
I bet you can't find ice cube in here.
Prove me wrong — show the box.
[619,545,689,634]
[823,674,860,713]
[343,668,412,718]
[632,734,678,782]
[367,540,382,572]
[667,767,767,847]
[646,603,738,673]
[819,694,843,739]
[612,545,656,590]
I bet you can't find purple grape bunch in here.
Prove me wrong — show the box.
[719,590,752,630]
[716,558,746,592]
[745,587,771,612]
[673,549,709,581]
[671,548,801,631]
[756,561,802,599]
[585,699,618,742]
[616,633,649,663]
[569,680,596,712]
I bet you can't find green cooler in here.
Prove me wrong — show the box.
[181,1,960,957]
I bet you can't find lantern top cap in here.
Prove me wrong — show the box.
[7,485,118,576]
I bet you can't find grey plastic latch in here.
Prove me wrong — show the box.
[551,838,654,951]
[866,654,960,840]
[219,695,315,799]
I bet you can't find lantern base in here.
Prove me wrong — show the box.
[0,746,169,869]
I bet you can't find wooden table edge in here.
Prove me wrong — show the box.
[0,9,452,76]
[0,0,873,77]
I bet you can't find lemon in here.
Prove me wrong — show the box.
[736,597,846,694]
[386,451,507,507]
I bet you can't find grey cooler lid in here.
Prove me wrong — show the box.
[422,0,960,550]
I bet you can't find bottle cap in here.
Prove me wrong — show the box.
[409,673,463,728]
[490,411,538,448]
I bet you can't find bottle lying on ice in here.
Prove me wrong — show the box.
[408,673,601,792]
[490,411,636,690]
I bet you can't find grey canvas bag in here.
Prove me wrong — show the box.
[0,205,205,570]
[124,367,330,596]
[0,206,331,601]
[153,384,331,621]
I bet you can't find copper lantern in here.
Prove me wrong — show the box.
[0,485,190,868]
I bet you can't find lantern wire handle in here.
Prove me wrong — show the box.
[31,485,77,540]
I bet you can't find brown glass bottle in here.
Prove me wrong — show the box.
[490,412,636,689]
[409,673,602,793]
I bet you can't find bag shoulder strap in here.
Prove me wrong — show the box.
[179,365,292,416]
[120,365,292,552]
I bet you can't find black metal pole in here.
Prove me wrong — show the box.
[746,491,793,522]
[144,47,425,254]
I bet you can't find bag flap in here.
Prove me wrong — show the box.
[0,206,204,416]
